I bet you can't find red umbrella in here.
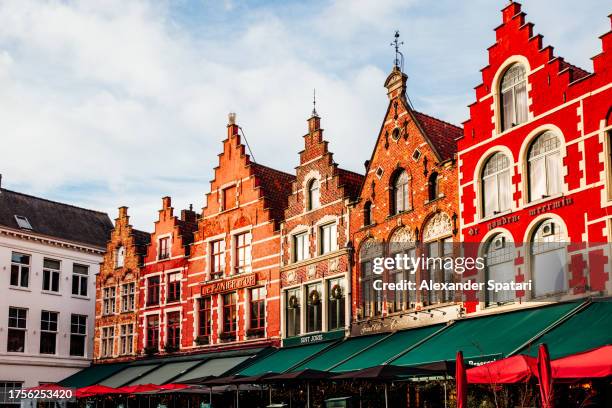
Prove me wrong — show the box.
[76,385,121,398]
[157,383,191,391]
[456,351,467,408]
[467,355,538,384]
[115,383,161,394]
[552,345,612,378]
[537,344,553,408]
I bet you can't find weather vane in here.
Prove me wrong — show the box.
[390,30,404,70]
[312,88,318,117]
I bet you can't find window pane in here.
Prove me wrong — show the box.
[498,170,512,212]
[514,82,528,125]
[483,175,498,217]
[529,157,546,200]
[502,89,514,130]
[546,151,562,195]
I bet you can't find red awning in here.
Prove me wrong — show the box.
[552,345,612,379]
[467,355,538,384]
[114,384,161,394]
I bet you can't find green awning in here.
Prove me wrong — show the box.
[100,364,160,387]
[59,362,128,388]
[126,361,201,385]
[391,302,580,367]
[521,300,612,359]
[333,324,443,372]
[291,333,389,372]
[239,341,337,376]
[173,356,253,383]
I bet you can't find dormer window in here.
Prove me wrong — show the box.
[306,179,320,211]
[14,215,32,230]
[115,246,125,268]
[500,64,528,131]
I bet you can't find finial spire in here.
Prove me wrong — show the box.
[390,30,404,70]
[311,88,318,117]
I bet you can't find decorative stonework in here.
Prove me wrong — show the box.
[423,212,452,241]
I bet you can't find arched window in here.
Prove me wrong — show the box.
[500,64,528,131]
[359,240,382,318]
[528,131,562,201]
[531,219,567,298]
[115,246,125,268]
[363,201,372,226]
[428,172,439,201]
[391,170,410,214]
[307,179,320,211]
[482,153,511,217]
[484,234,515,306]
[422,213,453,305]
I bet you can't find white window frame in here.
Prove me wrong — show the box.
[42,258,61,293]
[102,286,116,315]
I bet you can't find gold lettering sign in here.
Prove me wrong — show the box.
[201,274,257,295]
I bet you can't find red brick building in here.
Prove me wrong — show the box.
[349,64,464,336]
[138,197,196,355]
[95,207,150,361]
[280,111,363,345]
[184,115,294,350]
[458,3,612,313]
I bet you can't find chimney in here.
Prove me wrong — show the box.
[181,207,197,223]
[118,206,128,218]
[162,196,172,209]
[384,65,408,100]
[228,112,238,138]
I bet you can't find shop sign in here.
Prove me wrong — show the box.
[465,353,503,367]
[528,196,573,216]
[283,329,345,347]
[201,273,257,295]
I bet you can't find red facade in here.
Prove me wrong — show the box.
[458,3,612,313]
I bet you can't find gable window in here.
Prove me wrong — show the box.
[72,264,88,297]
[115,246,125,268]
[198,297,212,338]
[306,283,322,333]
[119,323,134,355]
[167,273,181,303]
[40,311,58,355]
[293,232,308,262]
[121,282,135,312]
[327,278,345,330]
[158,237,170,260]
[222,292,237,335]
[484,235,515,306]
[500,63,528,131]
[307,179,320,211]
[102,287,116,315]
[222,185,237,210]
[319,223,337,255]
[146,276,160,306]
[70,314,87,357]
[7,307,27,352]
[146,315,159,350]
[234,232,252,274]
[210,240,225,278]
[250,287,265,333]
[285,288,301,337]
[528,131,562,201]
[101,326,114,357]
[391,170,410,214]
[10,252,29,288]
[482,153,512,217]
[42,259,60,293]
[428,172,439,201]
[363,201,372,226]
[531,219,567,298]
[166,312,181,350]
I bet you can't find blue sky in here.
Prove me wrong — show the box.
[0,0,609,229]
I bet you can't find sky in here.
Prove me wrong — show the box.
[0,0,609,230]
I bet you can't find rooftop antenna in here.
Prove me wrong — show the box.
[311,88,318,117]
[391,30,404,71]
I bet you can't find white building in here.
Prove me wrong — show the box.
[0,179,112,400]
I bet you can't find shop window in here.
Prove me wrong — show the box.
[7,307,27,353]
[319,223,337,255]
[42,258,60,293]
[71,264,88,297]
[482,153,512,217]
[198,297,212,338]
[500,64,528,131]
[121,282,135,312]
[0,382,23,405]
[391,170,410,214]
[327,278,345,331]
[306,283,322,333]
[293,232,309,262]
[235,232,252,274]
[119,323,134,355]
[101,327,114,358]
[166,312,181,350]
[147,276,160,306]
[167,273,181,303]
[210,239,225,278]
[528,131,562,201]
[102,287,116,315]
[307,179,320,211]
[222,292,237,335]
[285,288,301,337]
[70,314,87,357]
[484,234,515,306]
[250,287,265,333]
[146,315,159,350]
[115,246,125,268]
[531,219,567,297]
[10,252,29,288]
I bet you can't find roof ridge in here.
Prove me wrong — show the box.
[1,188,109,215]
[412,110,462,131]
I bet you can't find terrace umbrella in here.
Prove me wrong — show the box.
[201,375,246,408]
[76,385,122,398]
[467,355,538,384]
[115,384,160,394]
[266,370,332,408]
[537,344,553,408]
[456,351,467,408]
